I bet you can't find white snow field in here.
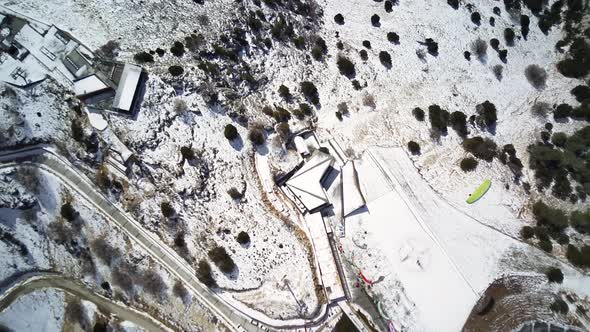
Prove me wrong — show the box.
[343,146,590,332]
[0,288,65,332]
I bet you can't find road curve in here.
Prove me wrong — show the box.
[0,145,329,332]
[0,272,171,331]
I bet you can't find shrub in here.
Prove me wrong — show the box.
[262,106,274,117]
[571,210,590,234]
[531,102,551,118]
[489,17,495,26]
[91,238,121,265]
[387,32,400,44]
[428,104,450,135]
[521,15,530,39]
[489,38,500,50]
[546,267,564,283]
[334,13,345,25]
[180,146,195,160]
[553,104,572,120]
[248,127,265,146]
[362,40,371,49]
[504,28,515,45]
[571,85,590,103]
[532,201,568,232]
[337,56,356,78]
[359,50,368,61]
[498,49,508,62]
[227,187,243,200]
[371,14,380,27]
[168,65,184,77]
[224,124,238,140]
[300,103,314,116]
[362,94,376,109]
[460,157,478,172]
[471,12,481,25]
[196,260,216,287]
[337,102,349,115]
[61,202,77,221]
[462,137,497,161]
[450,111,468,137]
[170,41,185,57]
[172,280,189,303]
[384,0,393,12]
[141,269,168,300]
[412,107,425,121]
[424,38,438,55]
[272,107,291,122]
[71,120,84,142]
[407,141,420,155]
[475,101,497,129]
[278,85,291,99]
[161,202,175,218]
[379,51,392,68]
[447,0,459,9]
[335,111,343,121]
[539,238,553,252]
[276,122,290,138]
[521,226,534,239]
[524,65,547,89]
[293,36,305,49]
[208,247,236,274]
[493,6,501,15]
[550,298,568,314]
[464,51,471,61]
[492,64,503,81]
[133,52,154,63]
[236,231,251,245]
[551,132,567,147]
[300,81,319,105]
[471,38,487,60]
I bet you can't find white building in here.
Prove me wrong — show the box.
[284,151,334,214]
[112,63,142,113]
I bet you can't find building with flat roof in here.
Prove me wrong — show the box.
[112,63,142,113]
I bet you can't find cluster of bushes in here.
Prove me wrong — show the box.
[168,65,184,77]
[387,32,400,44]
[498,144,523,178]
[462,137,497,162]
[270,14,294,42]
[528,126,590,201]
[0,228,28,256]
[523,201,590,264]
[545,267,563,283]
[208,246,236,274]
[557,38,590,79]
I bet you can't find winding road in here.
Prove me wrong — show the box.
[0,145,330,332]
[0,272,171,331]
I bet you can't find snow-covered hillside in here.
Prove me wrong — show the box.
[1,0,589,331]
